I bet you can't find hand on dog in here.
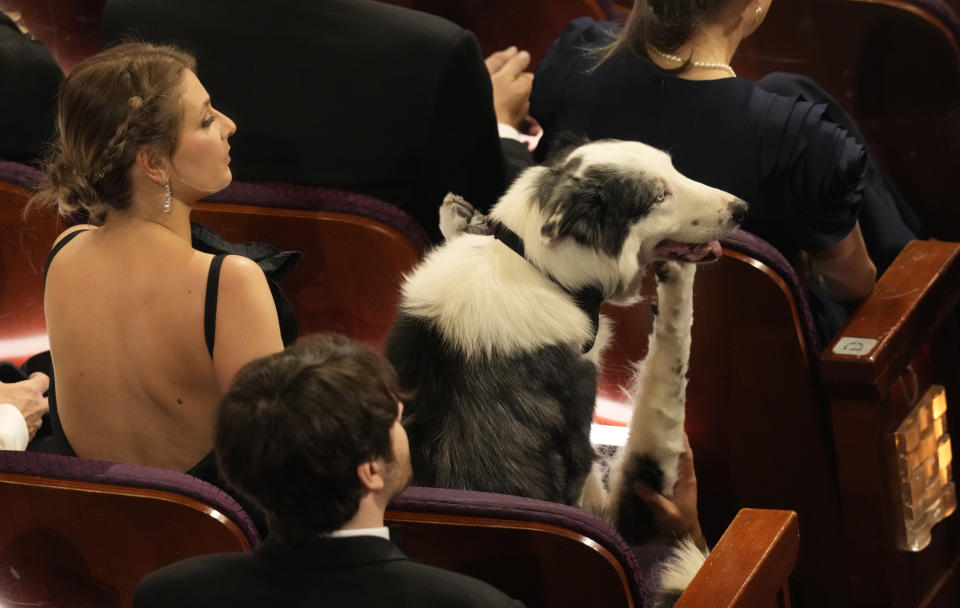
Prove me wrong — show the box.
[485,46,536,131]
[632,434,707,550]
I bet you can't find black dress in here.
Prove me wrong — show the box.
[531,18,919,338]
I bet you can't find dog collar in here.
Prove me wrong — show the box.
[492,223,603,353]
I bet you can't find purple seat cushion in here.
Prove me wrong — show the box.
[0,161,431,251]
[722,228,821,356]
[390,486,651,606]
[0,159,43,190]
[204,180,432,252]
[0,450,260,545]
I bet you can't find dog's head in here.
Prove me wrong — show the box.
[492,139,748,303]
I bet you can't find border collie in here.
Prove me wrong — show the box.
[385,139,746,599]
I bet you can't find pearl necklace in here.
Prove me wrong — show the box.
[649,47,736,78]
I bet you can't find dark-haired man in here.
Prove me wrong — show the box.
[133,334,524,608]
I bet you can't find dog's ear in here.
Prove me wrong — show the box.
[539,163,665,256]
[539,211,564,245]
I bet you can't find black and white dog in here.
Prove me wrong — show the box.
[385,139,746,596]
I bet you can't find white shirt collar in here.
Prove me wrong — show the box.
[324,526,390,541]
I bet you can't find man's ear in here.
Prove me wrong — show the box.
[356,459,386,493]
[135,146,168,187]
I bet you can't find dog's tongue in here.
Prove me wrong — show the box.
[655,240,723,262]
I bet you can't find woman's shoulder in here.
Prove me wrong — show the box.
[744,83,866,251]
[748,84,864,182]
[213,254,269,295]
[51,224,97,249]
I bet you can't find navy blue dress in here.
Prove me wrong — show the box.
[531,18,919,339]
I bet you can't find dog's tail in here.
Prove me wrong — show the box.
[654,536,708,608]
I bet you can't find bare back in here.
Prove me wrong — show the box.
[44,221,281,471]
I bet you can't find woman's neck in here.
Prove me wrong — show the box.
[648,19,744,80]
[109,191,195,242]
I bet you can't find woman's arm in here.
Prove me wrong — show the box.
[809,221,877,302]
[211,255,284,391]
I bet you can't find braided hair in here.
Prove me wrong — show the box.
[30,42,196,221]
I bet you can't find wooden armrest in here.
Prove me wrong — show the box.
[676,509,799,608]
[820,240,960,398]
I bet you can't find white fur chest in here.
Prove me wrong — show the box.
[400,235,602,360]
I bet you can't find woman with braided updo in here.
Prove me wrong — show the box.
[31,42,283,477]
[531,0,921,339]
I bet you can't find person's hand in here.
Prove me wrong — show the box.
[0,373,50,439]
[485,46,535,130]
[632,433,707,550]
[517,114,543,139]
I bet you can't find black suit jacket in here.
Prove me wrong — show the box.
[103,0,530,241]
[134,535,525,608]
[0,13,63,165]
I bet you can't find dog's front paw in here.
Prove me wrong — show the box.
[652,260,690,285]
[653,261,695,324]
[439,193,492,241]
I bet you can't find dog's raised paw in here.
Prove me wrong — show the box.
[653,260,683,284]
[439,193,493,240]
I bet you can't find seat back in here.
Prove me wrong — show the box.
[0,160,59,365]
[0,450,259,608]
[387,486,651,608]
[193,182,427,349]
[387,486,799,608]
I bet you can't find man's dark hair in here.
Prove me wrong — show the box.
[216,333,404,544]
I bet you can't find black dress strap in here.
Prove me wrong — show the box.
[43,229,90,283]
[204,254,226,359]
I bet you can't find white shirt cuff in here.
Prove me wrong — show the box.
[0,402,29,451]
[497,122,523,141]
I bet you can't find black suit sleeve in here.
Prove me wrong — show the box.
[419,29,508,225]
[500,138,535,186]
[0,15,63,165]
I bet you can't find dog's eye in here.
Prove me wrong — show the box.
[654,191,666,203]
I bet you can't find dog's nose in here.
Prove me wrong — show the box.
[729,198,748,225]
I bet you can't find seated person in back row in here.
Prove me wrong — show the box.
[0,10,63,164]
[134,334,526,608]
[530,0,922,339]
[103,0,537,242]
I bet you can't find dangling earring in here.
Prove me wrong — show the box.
[162,180,172,214]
